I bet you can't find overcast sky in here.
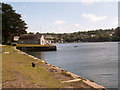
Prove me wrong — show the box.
[5,0,119,33]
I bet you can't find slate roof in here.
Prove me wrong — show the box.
[19,34,42,40]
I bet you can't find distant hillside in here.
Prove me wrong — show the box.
[30,27,120,43]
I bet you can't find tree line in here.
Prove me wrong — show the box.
[41,27,120,43]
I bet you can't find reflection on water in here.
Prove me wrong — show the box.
[27,42,118,88]
[27,52,45,59]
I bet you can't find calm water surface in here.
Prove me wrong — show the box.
[27,42,118,88]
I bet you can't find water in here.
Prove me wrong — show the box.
[27,42,118,88]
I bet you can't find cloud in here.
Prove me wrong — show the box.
[74,24,85,29]
[82,13,107,22]
[74,24,87,31]
[81,0,116,5]
[53,20,66,25]
[22,15,27,19]
[19,5,27,9]
[81,0,100,5]
[81,0,95,4]
[111,18,118,27]
[75,24,81,27]
[74,24,99,31]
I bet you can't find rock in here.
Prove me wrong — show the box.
[32,63,35,67]
[49,68,58,72]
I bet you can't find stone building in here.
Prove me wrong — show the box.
[18,34,50,45]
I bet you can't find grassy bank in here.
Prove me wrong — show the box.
[16,44,55,47]
[2,46,97,89]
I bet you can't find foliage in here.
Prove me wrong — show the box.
[2,3,27,44]
[114,27,120,41]
[42,27,120,42]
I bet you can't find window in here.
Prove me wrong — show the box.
[21,41,24,43]
[35,41,38,43]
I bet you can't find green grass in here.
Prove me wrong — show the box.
[16,44,55,47]
[2,46,17,52]
[2,52,63,87]
[60,71,72,77]
[2,46,64,88]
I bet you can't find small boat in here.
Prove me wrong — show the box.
[74,46,78,47]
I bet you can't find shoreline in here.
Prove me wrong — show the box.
[14,47,107,89]
[54,41,118,44]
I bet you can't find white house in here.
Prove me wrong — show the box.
[13,36,19,41]
[18,34,51,45]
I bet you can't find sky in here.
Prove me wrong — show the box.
[4,0,119,33]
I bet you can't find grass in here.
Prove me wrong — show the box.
[2,46,64,88]
[2,46,17,52]
[2,52,63,88]
[16,44,55,47]
[60,71,72,77]
[2,46,92,88]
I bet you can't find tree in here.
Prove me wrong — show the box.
[29,32,34,34]
[115,27,120,36]
[114,27,120,41]
[2,3,27,44]
[36,32,40,34]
